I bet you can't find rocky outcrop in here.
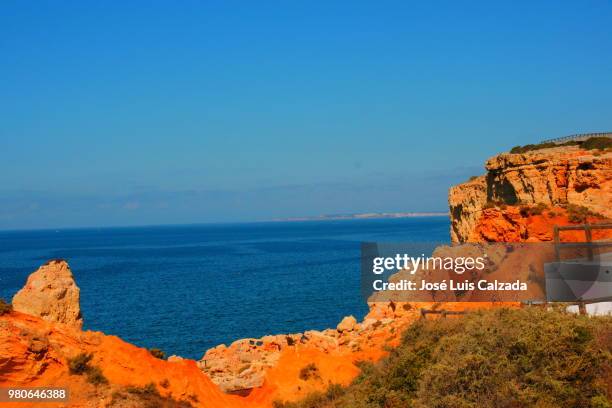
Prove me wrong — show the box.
[12,259,83,329]
[336,315,357,332]
[1,261,245,408]
[450,146,611,243]
[449,176,488,243]
[0,312,245,408]
[198,310,414,394]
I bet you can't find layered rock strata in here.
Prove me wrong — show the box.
[450,146,611,243]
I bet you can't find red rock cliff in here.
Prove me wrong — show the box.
[449,145,611,243]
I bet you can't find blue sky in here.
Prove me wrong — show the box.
[1,1,611,229]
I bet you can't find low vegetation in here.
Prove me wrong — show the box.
[582,136,612,151]
[111,383,193,408]
[0,299,12,315]
[510,136,611,154]
[275,308,612,408]
[565,204,604,223]
[510,140,579,154]
[299,363,321,381]
[273,384,345,408]
[86,366,108,385]
[67,352,108,385]
[148,348,166,360]
[519,202,548,217]
[483,200,507,210]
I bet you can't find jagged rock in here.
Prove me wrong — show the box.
[336,315,357,333]
[12,260,83,329]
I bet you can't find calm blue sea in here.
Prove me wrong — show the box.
[0,217,449,359]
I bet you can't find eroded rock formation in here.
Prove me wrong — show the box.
[1,261,245,408]
[12,259,83,329]
[450,146,611,243]
[199,311,412,394]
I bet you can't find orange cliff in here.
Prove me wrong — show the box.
[0,261,245,408]
[449,144,611,243]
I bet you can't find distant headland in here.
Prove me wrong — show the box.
[271,212,449,222]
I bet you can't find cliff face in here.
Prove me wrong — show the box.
[0,311,245,408]
[450,146,611,243]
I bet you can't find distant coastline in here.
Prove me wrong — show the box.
[271,212,449,222]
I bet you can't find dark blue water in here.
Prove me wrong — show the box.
[0,217,449,359]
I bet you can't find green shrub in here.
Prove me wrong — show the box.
[483,200,508,210]
[284,308,612,408]
[68,352,108,385]
[510,136,610,154]
[148,348,166,360]
[566,204,604,223]
[510,139,580,154]
[86,366,108,385]
[582,136,612,151]
[112,382,193,408]
[519,202,549,217]
[511,142,556,153]
[126,382,158,396]
[68,353,94,375]
[0,299,12,315]
[567,204,589,223]
[299,363,321,381]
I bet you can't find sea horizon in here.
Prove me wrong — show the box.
[0,217,450,359]
[0,212,449,234]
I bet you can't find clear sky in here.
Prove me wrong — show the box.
[1,1,611,230]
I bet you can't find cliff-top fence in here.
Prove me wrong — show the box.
[541,132,612,144]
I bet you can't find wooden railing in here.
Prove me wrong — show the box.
[552,222,612,314]
[420,309,466,319]
[553,222,612,261]
[541,132,612,144]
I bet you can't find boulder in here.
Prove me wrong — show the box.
[12,259,83,329]
[336,315,357,333]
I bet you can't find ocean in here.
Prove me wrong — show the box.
[0,217,449,360]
